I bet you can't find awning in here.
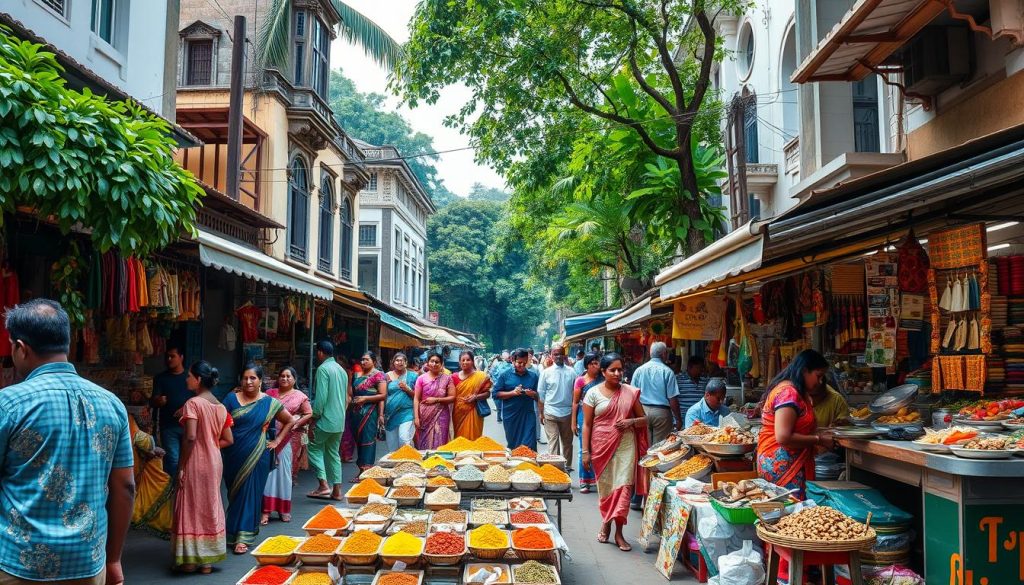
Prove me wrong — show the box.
[380,327,422,350]
[791,0,944,83]
[197,230,333,299]
[605,297,653,333]
[563,309,620,339]
[374,308,424,339]
[655,221,765,301]
[563,325,609,344]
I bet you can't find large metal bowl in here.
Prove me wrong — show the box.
[869,384,919,414]
[698,442,756,456]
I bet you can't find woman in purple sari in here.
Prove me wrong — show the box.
[413,352,456,449]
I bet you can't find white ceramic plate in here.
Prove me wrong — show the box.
[948,446,1021,460]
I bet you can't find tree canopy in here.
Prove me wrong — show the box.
[0,27,202,254]
[427,199,546,349]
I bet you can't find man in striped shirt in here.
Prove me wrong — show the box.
[676,356,710,426]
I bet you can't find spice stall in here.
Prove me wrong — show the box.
[234,437,572,585]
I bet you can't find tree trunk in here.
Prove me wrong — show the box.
[675,152,707,255]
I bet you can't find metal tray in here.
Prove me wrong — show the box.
[697,442,756,456]
[949,446,1022,460]
[869,384,919,414]
[830,427,885,439]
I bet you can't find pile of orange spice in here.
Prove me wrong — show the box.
[377,573,419,585]
[341,530,382,554]
[537,464,570,483]
[244,566,293,585]
[472,436,506,452]
[512,526,554,550]
[510,445,537,458]
[306,505,349,530]
[427,476,456,487]
[391,486,421,498]
[390,444,423,461]
[348,478,388,498]
[514,462,543,474]
[298,533,342,553]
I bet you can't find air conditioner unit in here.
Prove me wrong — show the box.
[900,26,970,96]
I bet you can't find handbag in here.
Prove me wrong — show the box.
[475,397,492,418]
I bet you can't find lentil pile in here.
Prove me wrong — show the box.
[394,475,426,487]
[397,520,428,536]
[468,524,509,548]
[349,478,388,498]
[513,561,558,584]
[512,526,554,549]
[511,445,538,458]
[377,573,419,585]
[453,466,485,481]
[243,565,293,585]
[390,444,423,461]
[471,510,507,524]
[341,530,382,554]
[394,462,425,476]
[391,486,422,499]
[473,498,507,510]
[361,466,394,479]
[298,533,341,553]
[431,509,467,523]
[425,531,465,555]
[359,503,396,518]
[510,511,547,524]
[483,465,511,482]
[306,505,349,530]
[510,470,541,483]
[292,574,333,585]
[425,487,460,505]
[255,535,300,554]
[382,530,423,555]
[768,506,872,541]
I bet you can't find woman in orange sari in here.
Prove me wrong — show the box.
[129,414,173,539]
[756,349,835,499]
[451,350,492,440]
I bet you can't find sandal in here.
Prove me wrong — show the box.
[615,536,632,552]
[307,489,332,500]
[233,543,248,555]
[580,486,590,494]
[199,565,213,575]
[597,531,609,544]
[260,514,269,526]
[280,513,291,523]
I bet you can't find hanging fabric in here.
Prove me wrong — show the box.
[967,316,980,350]
[954,318,968,351]
[943,318,957,349]
[939,276,953,311]
[968,272,980,310]
[951,274,964,312]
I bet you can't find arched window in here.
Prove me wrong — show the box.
[317,175,334,272]
[288,157,310,262]
[780,26,798,140]
[340,197,353,280]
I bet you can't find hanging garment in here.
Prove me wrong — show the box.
[967,316,980,351]
[950,275,964,312]
[943,318,958,349]
[126,258,139,313]
[954,318,968,351]
[86,252,102,310]
[218,322,237,351]
[898,231,931,293]
[960,275,971,312]
[0,265,20,357]
[939,277,953,311]
[968,272,980,310]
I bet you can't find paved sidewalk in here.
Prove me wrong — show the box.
[122,415,696,583]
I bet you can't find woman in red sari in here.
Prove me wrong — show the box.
[581,352,648,552]
[756,349,835,499]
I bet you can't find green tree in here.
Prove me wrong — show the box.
[329,69,447,203]
[395,0,741,254]
[259,1,402,71]
[467,182,509,202]
[0,27,201,254]
[428,200,545,349]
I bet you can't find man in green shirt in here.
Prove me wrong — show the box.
[307,340,349,499]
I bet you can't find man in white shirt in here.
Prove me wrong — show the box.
[538,346,577,469]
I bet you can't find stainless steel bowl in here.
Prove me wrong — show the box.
[698,442,756,456]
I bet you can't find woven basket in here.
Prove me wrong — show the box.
[423,545,467,566]
[468,544,510,560]
[756,525,877,552]
[511,546,557,562]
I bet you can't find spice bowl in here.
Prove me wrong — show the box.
[510,562,561,585]
[371,569,425,585]
[540,481,570,492]
[511,478,541,491]
[454,478,483,490]
[379,536,425,568]
[236,565,297,585]
[511,527,557,561]
[337,540,382,566]
[467,530,512,560]
[250,537,300,566]
[463,563,512,585]
[423,535,468,566]
[469,510,509,527]
[386,486,425,507]
[293,538,343,566]
[483,480,512,491]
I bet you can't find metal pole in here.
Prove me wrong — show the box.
[226,15,246,200]
[309,296,316,388]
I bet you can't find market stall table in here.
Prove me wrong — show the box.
[460,490,572,531]
[839,437,1024,584]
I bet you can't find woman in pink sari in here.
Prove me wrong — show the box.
[582,352,648,552]
[414,352,456,449]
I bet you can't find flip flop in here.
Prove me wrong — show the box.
[306,491,332,500]
[618,542,632,552]
[233,544,248,555]
[597,531,609,544]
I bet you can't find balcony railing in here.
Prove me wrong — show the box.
[197,207,265,249]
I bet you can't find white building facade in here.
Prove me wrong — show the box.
[356,143,435,318]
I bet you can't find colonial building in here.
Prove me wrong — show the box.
[355,141,435,318]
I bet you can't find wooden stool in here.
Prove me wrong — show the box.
[764,543,865,585]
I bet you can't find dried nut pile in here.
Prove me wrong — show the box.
[431,509,467,523]
[483,465,511,482]
[394,462,426,476]
[471,510,507,524]
[361,466,395,479]
[397,520,429,536]
[425,487,460,505]
[359,503,396,518]
[769,506,871,541]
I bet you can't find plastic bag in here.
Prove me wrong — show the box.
[698,514,735,567]
[713,540,765,585]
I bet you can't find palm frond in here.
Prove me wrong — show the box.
[334,1,403,70]
[257,0,292,71]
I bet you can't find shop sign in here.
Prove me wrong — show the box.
[954,506,1024,584]
[672,295,725,340]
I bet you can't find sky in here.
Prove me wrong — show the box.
[328,1,506,197]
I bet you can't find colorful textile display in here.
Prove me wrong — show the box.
[928,223,987,270]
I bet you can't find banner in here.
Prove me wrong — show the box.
[672,295,726,340]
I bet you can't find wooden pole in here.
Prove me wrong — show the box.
[226,15,246,200]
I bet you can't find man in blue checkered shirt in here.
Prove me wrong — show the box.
[0,299,134,584]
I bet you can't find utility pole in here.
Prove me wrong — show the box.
[225,15,246,200]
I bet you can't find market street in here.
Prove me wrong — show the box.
[122,415,694,584]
